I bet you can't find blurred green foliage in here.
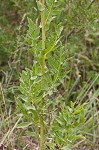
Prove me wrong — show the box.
[0,0,99,149]
[0,0,98,112]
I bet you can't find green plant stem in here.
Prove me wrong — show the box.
[41,0,45,86]
[40,0,45,150]
[41,0,45,50]
[39,114,44,150]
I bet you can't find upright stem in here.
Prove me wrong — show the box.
[40,0,45,150]
[39,115,44,150]
[41,0,45,86]
[41,0,45,50]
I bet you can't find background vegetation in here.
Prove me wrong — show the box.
[0,0,99,149]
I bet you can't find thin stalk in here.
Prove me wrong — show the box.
[41,0,45,86]
[40,0,45,150]
[41,0,45,50]
[39,114,44,150]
